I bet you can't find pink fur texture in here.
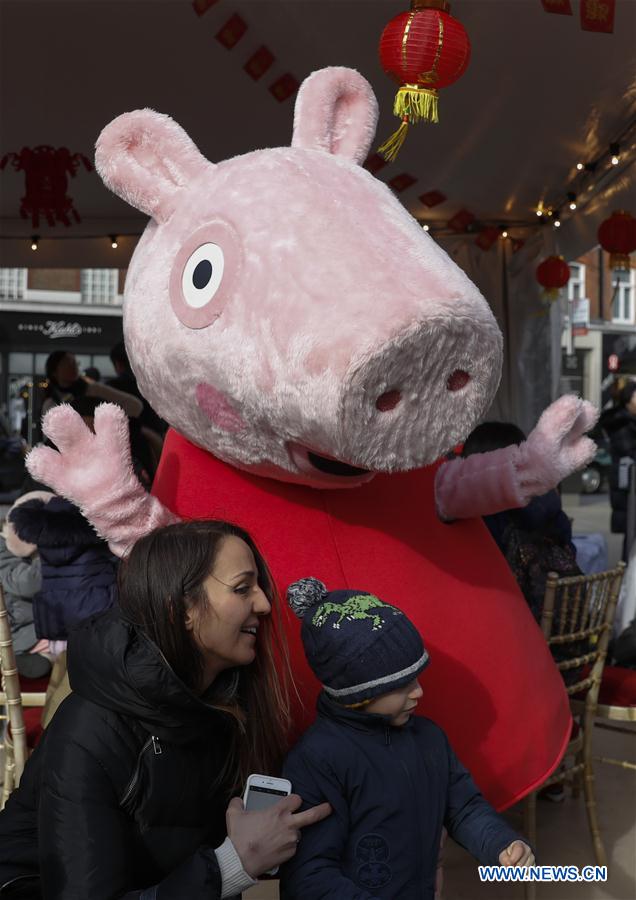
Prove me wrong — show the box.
[90,66,503,488]
[435,396,598,520]
[26,405,178,556]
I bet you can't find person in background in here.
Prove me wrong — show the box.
[108,341,167,480]
[461,422,580,621]
[0,492,54,680]
[600,380,636,561]
[41,351,142,421]
[0,520,330,899]
[280,578,533,900]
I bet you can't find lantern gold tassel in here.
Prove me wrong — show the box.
[378,85,439,162]
[378,117,410,162]
[394,84,439,124]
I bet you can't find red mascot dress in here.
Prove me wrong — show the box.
[154,430,570,811]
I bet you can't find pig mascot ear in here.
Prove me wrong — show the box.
[292,67,378,165]
[95,110,209,223]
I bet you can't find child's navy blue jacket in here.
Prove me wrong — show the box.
[281,693,523,899]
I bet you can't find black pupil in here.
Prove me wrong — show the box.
[193,259,212,289]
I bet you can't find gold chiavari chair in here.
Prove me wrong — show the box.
[0,585,46,809]
[522,563,625,900]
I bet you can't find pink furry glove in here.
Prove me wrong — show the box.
[26,403,179,557]
[435,395,598,521]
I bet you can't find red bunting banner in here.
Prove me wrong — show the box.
[244,46,275,80]
[363,153,388,175]
[419,190,446,207]
[475,227,500,251]
[388,173,417,193]
[580,0,615,32]
[192,0,220,16]
[216,14,248,49]
[540,0,572,14]
[447,209,475,233]
[269,73,299,102]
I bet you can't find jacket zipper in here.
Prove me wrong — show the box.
[120,735,162,807]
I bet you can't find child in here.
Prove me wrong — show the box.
[8,494,118,640]
[281,578,534,899]
[0,491,53,679]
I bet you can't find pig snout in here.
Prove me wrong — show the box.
[337,315,502,471]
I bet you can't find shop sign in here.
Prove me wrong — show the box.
[17,319,102,340]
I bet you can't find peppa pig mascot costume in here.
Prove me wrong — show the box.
[28,68,597,810]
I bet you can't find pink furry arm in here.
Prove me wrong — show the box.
[26,404,179,557]
[435,395,598,521]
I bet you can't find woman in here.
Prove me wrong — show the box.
[0,520,330,898]
[41,351,143,420]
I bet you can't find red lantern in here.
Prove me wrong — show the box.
[378,0,471,161]
[536,256,570,301]
[597,211,636,271]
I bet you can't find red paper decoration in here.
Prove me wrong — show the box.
[215,14,248,49]
[389,173,417,193]
[244,46,275,80]
[363,153,389,175]
[475,227,500,251]
[378,0,471,161]
[419,189,446,207]
[580,0,615,33]
[192,0,220,16]
[0,146,92,228]
[597,211,636,270]
[269,74,299,103]
[447,208,475,233]
[541,0,572,15]
[536,255,570,300]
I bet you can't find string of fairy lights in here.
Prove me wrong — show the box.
[2,116,635,252]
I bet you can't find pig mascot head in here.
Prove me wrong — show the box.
[96,67,502,487]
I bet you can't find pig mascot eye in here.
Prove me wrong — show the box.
[169,222,243,329]
[182,243,224,308]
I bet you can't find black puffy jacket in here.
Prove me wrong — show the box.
[0,609,241,899]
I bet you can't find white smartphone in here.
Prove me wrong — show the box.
[243,774,293,876]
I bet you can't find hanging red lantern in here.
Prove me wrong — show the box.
[378,0,471,161]
[597,210,636,271]
[536,256,570,301]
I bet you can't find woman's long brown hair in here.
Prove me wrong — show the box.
[117,519,292,791]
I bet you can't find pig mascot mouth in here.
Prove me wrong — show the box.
[287,443,374,483]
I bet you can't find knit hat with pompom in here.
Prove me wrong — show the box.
[287,577,429,706]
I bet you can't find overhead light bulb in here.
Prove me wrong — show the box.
[611,155,619,166]
[30,235,39,251]
[501,230,508,239]
[536,209,543,217]
[610,142,620,165]
[422,224,429,231]
[567,192,577,211]
[576,162,584,171]
[554,219,561,228]
[110,234,118,249]
[569,201,577,210]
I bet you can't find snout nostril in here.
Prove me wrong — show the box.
[447,370,471,392]
[376,390,402,412]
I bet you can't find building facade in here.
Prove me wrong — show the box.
[0,267,125,439]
